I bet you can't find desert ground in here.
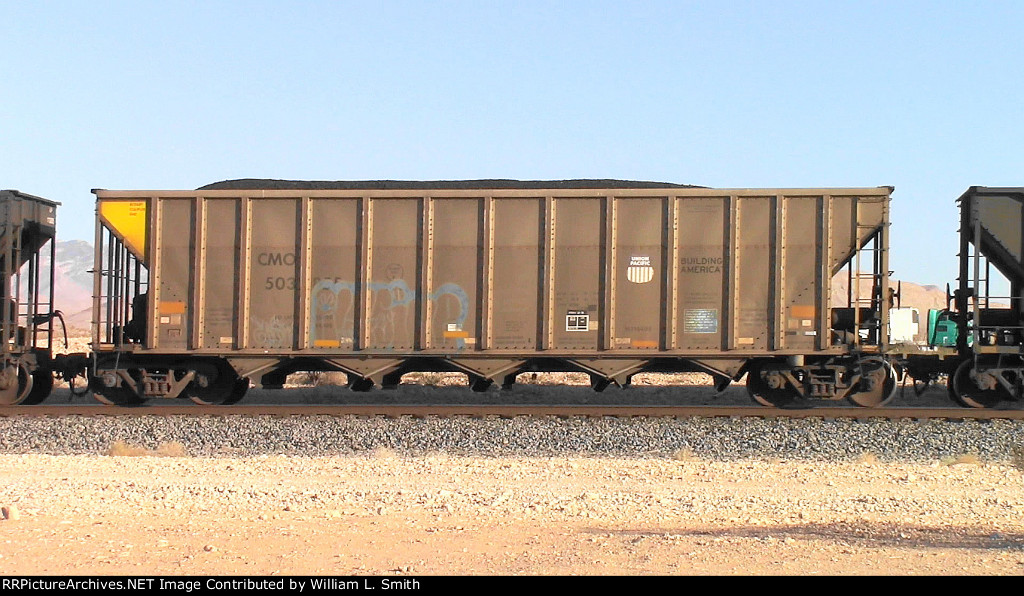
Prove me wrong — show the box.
[0,449,1021,576]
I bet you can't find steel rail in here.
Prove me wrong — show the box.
[1,404,1022,420]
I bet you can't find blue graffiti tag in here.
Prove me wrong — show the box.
[310,279,470,349]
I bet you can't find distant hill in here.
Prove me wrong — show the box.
[830,275,950,312]
[27,240,95,332]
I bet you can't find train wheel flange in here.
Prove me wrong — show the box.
[746,361,800,407]
[92,388,146,406]
[847,358,898,408]
[184,361,243,405]
[90,369,146,406]
[21,370,54,405]
[0,365,32,406]
[951,360,1003,409]
[221,378,250,405]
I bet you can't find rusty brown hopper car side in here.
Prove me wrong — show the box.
[88,181,894,407]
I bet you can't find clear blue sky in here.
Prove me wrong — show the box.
[3,1,1022,290]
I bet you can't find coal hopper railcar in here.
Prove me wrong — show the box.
[81,180,896,407]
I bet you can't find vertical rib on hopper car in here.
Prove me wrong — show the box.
[88,181,894,406]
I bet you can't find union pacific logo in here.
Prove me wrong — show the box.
[627,255,654,284]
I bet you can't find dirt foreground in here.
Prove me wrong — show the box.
[0,452,1021,576]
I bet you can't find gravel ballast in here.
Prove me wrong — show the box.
[0,415,1021,462]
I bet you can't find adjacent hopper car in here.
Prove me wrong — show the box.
[0,190,60,406]
[902,187,1024,408]
[1,180,1022,408]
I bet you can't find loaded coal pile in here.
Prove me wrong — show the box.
[198,178,702,191]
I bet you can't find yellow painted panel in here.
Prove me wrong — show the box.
[443,330,469,338]
[159,301,186,315]
[789,305,816,318]
[313,339,341,348]
[99,200,147,260]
